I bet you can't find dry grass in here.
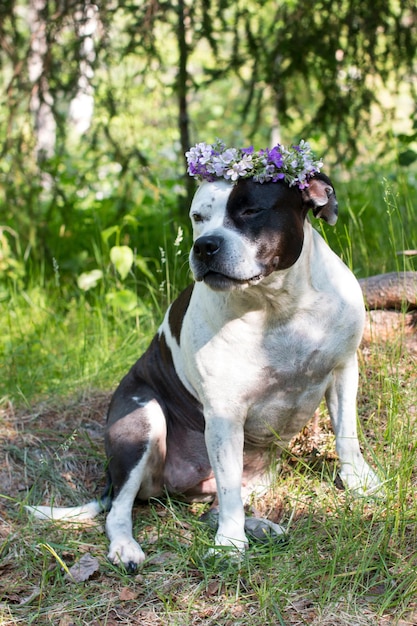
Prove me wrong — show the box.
[1,339,417,625]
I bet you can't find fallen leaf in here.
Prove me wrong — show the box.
[66,553,100,582]
[205,580,223,597]
[18,586,41,606]
[58,616,76,626]
[291,597,315,612]
[147,551,176,566]
[5,594,21,604]
[119,587,138,601]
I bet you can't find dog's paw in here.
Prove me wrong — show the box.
[244,517,288,544]
[204,529,248,560]
[215,531,248,552]
[108,537,146,573]
[205,543,246,562]
[339,463,383,497]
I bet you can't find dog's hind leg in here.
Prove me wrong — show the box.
[105,394,167,571]
[326,356,381,495]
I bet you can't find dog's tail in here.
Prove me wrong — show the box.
[25,482,112,523]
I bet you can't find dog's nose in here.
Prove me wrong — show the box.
[193,236,223,262]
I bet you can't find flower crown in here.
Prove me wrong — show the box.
[185,139,323,189]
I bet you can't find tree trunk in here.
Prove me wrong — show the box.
[69,1,98,135]
[177,0,195,211]
[28,0,56,161]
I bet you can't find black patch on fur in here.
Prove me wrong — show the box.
[105,327,209,497]
[168,284,194,344]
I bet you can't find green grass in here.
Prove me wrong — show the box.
[1,285,154,405]
[1,168,416,406]
[2,385,417,625]
[1,167,417,624]
[319,168,417,277]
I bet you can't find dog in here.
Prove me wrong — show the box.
[28,174,381,571]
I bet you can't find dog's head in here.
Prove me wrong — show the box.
[189,175,338,291]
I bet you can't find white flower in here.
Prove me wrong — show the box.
[186,139,322,189]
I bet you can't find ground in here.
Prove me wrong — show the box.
[1,329,417,625]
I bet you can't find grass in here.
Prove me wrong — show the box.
[0,168,417,624]
[1,368,417,625]
[1,286,154,405]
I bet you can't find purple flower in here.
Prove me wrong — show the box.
[267,146,284,168]
[185,139,322,189]
[271,172,285,182]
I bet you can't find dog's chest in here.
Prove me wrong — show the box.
[183,306,349,436]
[240,319,337,431]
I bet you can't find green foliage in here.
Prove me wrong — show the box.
[1,0,417,299]
[1,5,417,623]
[1,163,416,408]
[318,168,417,277]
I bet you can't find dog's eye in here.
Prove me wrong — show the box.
[191,213,204,223]
[242,208,262,217]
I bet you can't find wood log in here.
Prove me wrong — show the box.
[358,271,417,311]
[358,271,417,351]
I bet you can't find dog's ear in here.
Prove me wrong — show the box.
[301,173,338,225]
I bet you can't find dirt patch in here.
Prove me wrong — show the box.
[0,391,109,517]
[1,346,416,625]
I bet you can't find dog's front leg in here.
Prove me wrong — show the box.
[326,355,381,495]
[204,415,248,552]
[106,465,146,572]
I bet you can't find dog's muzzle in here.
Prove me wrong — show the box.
[193,235,223,264]
[191,235,264,290]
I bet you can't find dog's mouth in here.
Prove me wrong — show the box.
[201,270,263,291]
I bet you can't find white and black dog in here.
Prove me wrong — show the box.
[28,175,381,570]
